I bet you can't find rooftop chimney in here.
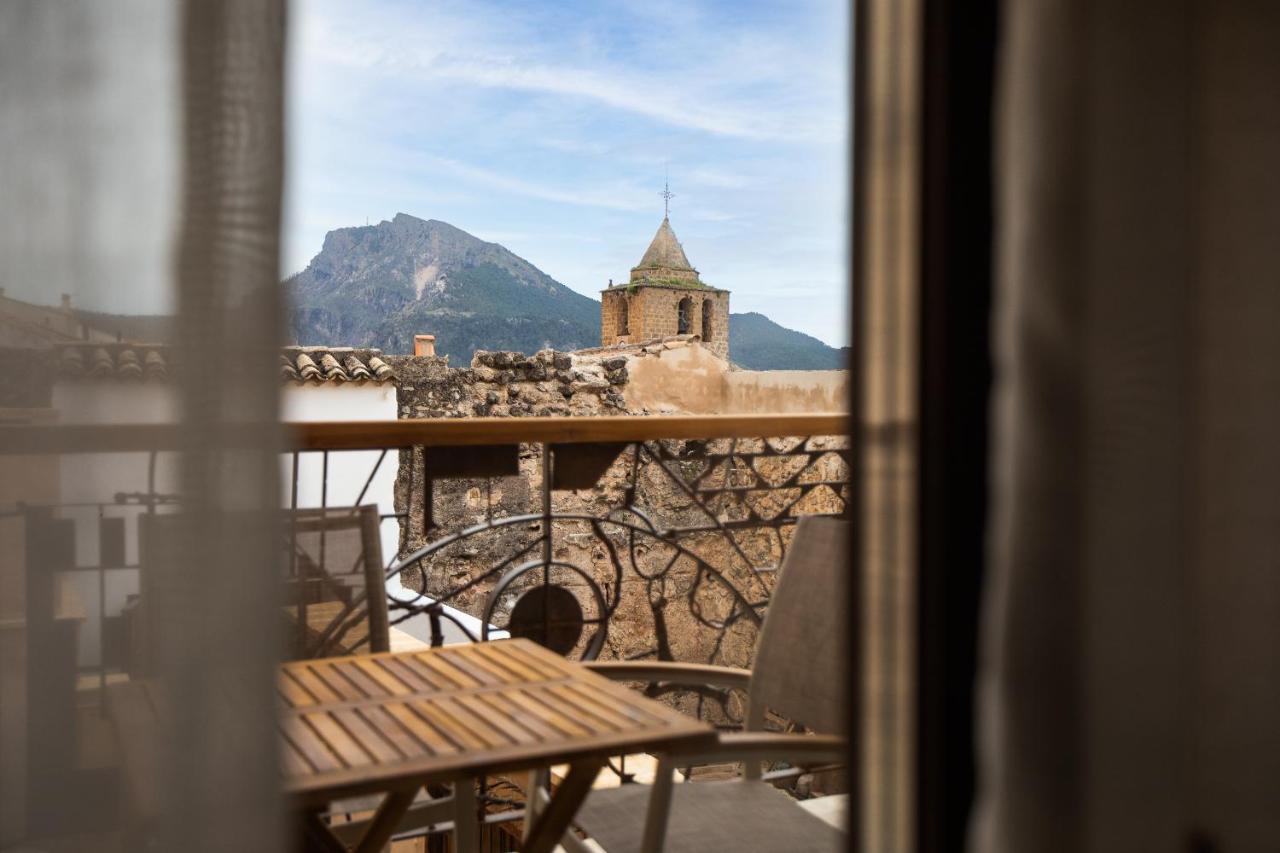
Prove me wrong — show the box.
[60,293,72,312]
[414,334,436,357]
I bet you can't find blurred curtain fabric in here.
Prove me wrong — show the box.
[976,0,1280,850]
[160,1,287,851]
[0,0,286,849]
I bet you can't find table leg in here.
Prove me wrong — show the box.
[521,758,605,853]
[454,777,479,853]
[298,811,348,853]
[352,785,420,853]
[640,754,679,853]
[523,767,548,842]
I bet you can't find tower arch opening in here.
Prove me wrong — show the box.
[677,296,692,335]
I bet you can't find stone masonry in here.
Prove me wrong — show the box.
[600,215,730,359]
[386,339,847,719]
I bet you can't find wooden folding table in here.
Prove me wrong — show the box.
[280,638,715,853]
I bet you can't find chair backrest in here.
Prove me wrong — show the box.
[281,505,389,658]
[747,514,849,736]
[138,506,388,668]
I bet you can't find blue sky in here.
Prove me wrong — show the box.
[283,0,849,345]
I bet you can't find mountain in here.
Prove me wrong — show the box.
[727,312,846,370]
[288,214,845,370]
[286,213,600,362]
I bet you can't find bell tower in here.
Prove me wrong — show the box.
[600,201,730,360]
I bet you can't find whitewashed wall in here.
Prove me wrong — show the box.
[280,384,491,645]
[280,383,399,559]
[51,382,178,666]
[47,379,484,663]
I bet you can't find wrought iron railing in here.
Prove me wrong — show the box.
[288,416,851,727]
[3,415,850,829]
[3,415,849,722]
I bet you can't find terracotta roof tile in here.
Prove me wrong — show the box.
[282,347,394,385]
[294,352,321,382]
[343,355,372,381]
[318,352,348,381]
[144,349,167,380]
[59,346,84,377]
[367,355,393,381]
[48,343,394,385]
[117,349,143,381]
[89,348,114,378]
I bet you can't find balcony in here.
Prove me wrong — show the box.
[1,413,852,852]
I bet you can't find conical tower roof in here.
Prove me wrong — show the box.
[635,217,694,272]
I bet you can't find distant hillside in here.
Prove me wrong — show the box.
[286,213,600,362]
[728,312,845,370]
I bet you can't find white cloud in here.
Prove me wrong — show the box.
[286,0,850,344]
[298,0,842,144]
[416,155,654,213]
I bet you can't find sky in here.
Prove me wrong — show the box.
[283,0,850,346]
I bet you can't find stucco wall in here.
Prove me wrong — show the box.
[623,341,847,414]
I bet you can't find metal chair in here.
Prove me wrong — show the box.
[559,514,850,853]
[130,505,389,674]
[281,504,390,658]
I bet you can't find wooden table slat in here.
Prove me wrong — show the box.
[300,712,376,768]
[451,692,542,746]
[419,650,498,687]
[278,640,715,804]
[284,720,345,774]
[281,736,317,778]
[381,701,460,757]
[450,643,526,683]
[497,641,576,680]
[332,659,391,699]
[477,690,573,741]
[279,670,317,709]
[376,656,436,692]
[357,705,426,759]
[562,681,666,727]
[408,698,491,751]
[510,688,596,739]
[469,640,547,682]
[353,657,414,696]
[332,708,403,764]
[289,665,343,704]
[527,684,624,735]
[408,652,478,689]
[431,696,516,749]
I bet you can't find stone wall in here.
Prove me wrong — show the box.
[386,348,629,421]
[600,287,729,360]
[388,339,847,712]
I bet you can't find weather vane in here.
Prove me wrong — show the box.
[661,168,674,218]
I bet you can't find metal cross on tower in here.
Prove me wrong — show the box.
[660,174,674,218]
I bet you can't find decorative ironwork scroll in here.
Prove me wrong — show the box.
[385,434,850,725]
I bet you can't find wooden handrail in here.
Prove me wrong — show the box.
[0,413,850,455]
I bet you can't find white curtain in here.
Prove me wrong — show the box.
[0,1,286,849]
[976,0,1280,849]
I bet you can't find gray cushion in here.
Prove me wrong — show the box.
[573,780,844,853]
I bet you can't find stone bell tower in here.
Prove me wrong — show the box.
[600,213,730,360]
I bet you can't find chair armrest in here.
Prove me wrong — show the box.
[665,732,848,767]
[583,661,752,692]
